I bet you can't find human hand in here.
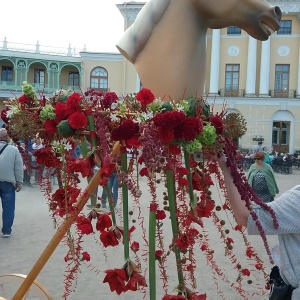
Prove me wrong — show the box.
[15,183,22,192]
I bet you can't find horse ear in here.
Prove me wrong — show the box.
[116,0,171,63]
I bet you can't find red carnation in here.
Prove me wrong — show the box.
[173,233,195,251]
[177,167,189,175]
[111,119,139,141]
[43,120,57,133]
[54,102,71,123]
[101,92,118,109]
[68,112,88,129]
[139,167,149,177]
[162,295,187,300]
[174,116,203,141]
[18,94,32,105]
[178,178,189,186]
[157,127,174,144]
[153,111,186,129]
[96,213,112,232]
[195,199,215,218]
[66,157,94,178]
[103,268,128,295]
[100,229,119,247]
[210,114,224,134]
[169,144,181,155]
[136,88,155,107]
[65,92,83,112]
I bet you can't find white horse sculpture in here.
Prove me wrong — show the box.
[117,0,282,101]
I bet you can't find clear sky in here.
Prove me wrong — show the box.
[1,0,147,53]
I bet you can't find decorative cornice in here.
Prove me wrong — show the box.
[116,3,145,22]
[269,1,300,14]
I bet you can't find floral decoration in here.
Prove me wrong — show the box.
[0,83,278,299]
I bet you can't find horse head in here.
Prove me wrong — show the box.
[117,0,282,101]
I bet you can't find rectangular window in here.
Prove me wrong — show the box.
[68,72,79,86]
[275,64,289,92]
[227,26,241,35]
[225,64,239,91]
[272,129,279,144]
[1,66,13,81]
[34,69,45,84]
[277,20,292,35]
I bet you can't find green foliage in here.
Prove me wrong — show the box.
[161,102,173,112]
[22,81,36,99]
[184,97,210,117]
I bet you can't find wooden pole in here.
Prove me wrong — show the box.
[12,169,102,300]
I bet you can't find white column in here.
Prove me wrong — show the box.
[209,29,220,96]
[245,36,257,97]
[297,44,300,97]
[259,39,271,97]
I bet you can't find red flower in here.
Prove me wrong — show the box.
[210,114,224,134]
[153,110,186,128]
[178,178,189,186]
[43,119,57,133]
[100,230,119,247]
[66,157,94,178]
[227,237,234,244]
[186,210,203,227]
[136,88,155,107]
[139,167,149,177]
[255,262,263,270]
[99,178,108,186]
[157,127,174,143]
[54,102,71,123]
[246,247,255,258]
[76,216,93,235]
[65,92,83,112]
[18,94,32,105]
[174,117,203,141]
[101,92,118,109]
[51,186,81,216]
[111,119,139,141]
[130,241,140,253]
[234,224,243,231]
[124,271,147,291]
[169,144,181,155]
[162,295,187,300]
[241,268,251,276]
[103,268,128,295]
[100,161,116,177]
[156,210,166,220]
[195,199,215,218]
[68,112,88,129]
[155,250,164,260]
[173,233,195,251]
[177,167,189,175]
[96,214,112,232]
[125,136,141,148]
[188,292,207,300]
[34,147,61,168]
[82,251,91,261]
[200,244,207,251]
[1,107,9,123]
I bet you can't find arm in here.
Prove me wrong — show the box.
[218,154,250,227]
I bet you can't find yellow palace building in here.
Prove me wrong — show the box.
[1,1,300,154]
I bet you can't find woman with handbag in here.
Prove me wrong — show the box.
[218,154,300,299]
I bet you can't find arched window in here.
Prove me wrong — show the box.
[90,67,108,91]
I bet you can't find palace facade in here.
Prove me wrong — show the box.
[1,1,300,153]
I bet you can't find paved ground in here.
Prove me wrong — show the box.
[0,167,299,300]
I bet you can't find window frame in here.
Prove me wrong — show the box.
[277,20,292,35]
[227,26,241,35]
[34,68,45,85]
[68,71,79,86]
[1,66,13,81]
[225,64,240,91]
[275,64,290,92]
[90,67,108,91]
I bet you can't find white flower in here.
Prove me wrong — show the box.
[6,105,21,118]
[110,114,118,122]
[111,102,118,110]
[63,142,73,152]
[176,105,184,112]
